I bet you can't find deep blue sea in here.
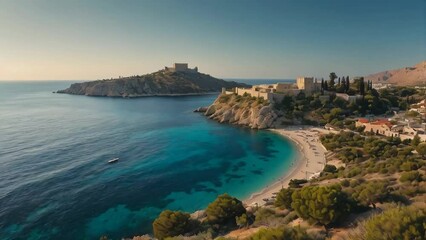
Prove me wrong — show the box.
[0,80,296,240]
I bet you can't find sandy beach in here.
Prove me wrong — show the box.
[244,126,329,207]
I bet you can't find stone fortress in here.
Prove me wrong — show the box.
[165,63,198,73]
[224,77,321,103]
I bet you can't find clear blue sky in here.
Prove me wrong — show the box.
[0,0,425,80]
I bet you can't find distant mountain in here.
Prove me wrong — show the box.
[365,61,426,86]
[57,69,249,97]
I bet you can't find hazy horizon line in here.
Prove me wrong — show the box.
[0,77,298,82]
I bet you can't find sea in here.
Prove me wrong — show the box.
[0,79,297,240]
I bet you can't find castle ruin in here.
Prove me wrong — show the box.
[165,63,198,73]
[227,77,321,103]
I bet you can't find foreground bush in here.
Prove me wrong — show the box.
[275,188,294,210]
[346,180,389,208]
[400,171,422,182]
[249,226,317,240]
[349,206,426,240]
[291,185,350,226]
[205,193,246,225]
[152,210,195,240]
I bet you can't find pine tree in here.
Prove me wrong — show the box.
[412,134,421,147]
[329,72,337,89]
[341,77,347,91]
[346,76,350,92]
[359,78,365,96]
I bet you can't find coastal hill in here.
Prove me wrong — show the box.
[365,60,426,86]
[205,94,278,129]
[57,64,249,97]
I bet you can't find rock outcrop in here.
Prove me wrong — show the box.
[204,94,279,129]
[57,70,249,97]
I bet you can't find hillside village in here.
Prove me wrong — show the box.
[221,73,426,142]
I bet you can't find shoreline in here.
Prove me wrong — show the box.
[244,126,328,207]
[55,92,220,98]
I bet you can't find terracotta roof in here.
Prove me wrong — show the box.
[358,118,369,123]
[371,119,392,127]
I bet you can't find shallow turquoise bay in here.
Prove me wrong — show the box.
[0,81,296,240]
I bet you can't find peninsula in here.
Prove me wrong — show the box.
[57,63,249,97]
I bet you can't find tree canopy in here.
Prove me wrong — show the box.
[291,185,350,226]
[350,206,426,240]
[275,188,294,210]
[249,226,315,240]
[416,142,426,156]
[205,193,246,225]
[152,210,194,240]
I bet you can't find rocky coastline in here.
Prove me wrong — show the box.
[202,94,280,129]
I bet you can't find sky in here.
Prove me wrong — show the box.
[0,0,425,80]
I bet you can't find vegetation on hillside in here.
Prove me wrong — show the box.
[117,84,425,240]
[152,210,196,240]
[217,92,269,107]
[348,205,426,240]
[274,78,424,128]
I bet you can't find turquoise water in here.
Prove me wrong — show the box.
[0,81,297,240]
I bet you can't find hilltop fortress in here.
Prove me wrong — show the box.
[164,63,198,73]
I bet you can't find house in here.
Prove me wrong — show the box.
[356,118,398,137]
[335,93,363,103]
[356,118,426,141]
[409,99,426,114]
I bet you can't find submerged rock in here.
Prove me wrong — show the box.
[194,107,208,112]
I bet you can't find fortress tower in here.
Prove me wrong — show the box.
[165,63,198,73]
[297,77,315,94]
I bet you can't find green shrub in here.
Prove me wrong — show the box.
[205,194,246,225]
[340,179,350,187]
[249,226,316,240]
[416,143,426,156]
[346,180,389,208]
[349,178,362,188]
[274,188,294,210]
[253,208,286,227]
[400,171,422,182]
[282,211,299,224]
[253,207,276,225]
[291,185,350,226]
[288,179,308,188]
[349,206,426,240]
[400,161,419,171]
[152,210,195,240]
[323,164,337,173]
[235,213,249,228]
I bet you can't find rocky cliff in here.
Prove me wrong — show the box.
[204,94,279,129]
[57,70,249,97]
[365,60,426,86]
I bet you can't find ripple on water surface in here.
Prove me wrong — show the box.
[0,81,297,240]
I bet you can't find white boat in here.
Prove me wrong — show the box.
[108,158,119,163]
